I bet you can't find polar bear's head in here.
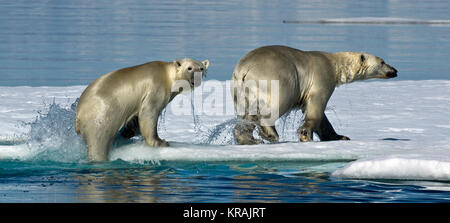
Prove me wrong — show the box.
[337,52,397,84]
[358,53,397,80]
[173,58,210,88]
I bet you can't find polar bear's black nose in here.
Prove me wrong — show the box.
[386,66,397,78]
[386,72,397,78]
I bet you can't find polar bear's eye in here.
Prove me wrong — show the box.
[360,54,365,62]
[200,68,204,71]
[188,67,192,71]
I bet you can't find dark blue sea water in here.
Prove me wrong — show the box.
[1,160,449,203]
[1,0,450,203]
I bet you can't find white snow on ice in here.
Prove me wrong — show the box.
[332,155,450,181]
[0,80,450,181]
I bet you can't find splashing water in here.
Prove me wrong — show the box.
[24,99,86,163]
[202,118,237,145]
[200,109,306,145]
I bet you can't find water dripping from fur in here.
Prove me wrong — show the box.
[276,108,304,142]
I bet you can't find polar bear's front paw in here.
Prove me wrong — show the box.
[147,139,170,147]
[299,128,312,142]
[159,139,169,147]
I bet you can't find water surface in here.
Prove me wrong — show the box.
[1,0,449,86]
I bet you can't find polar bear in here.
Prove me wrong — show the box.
[75,58,210,162]
[231,45,397,144]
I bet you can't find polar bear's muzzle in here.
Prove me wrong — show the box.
[381,63,398,79]
[386,66,398,78]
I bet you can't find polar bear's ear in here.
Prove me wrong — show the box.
[173,60,182,69]
[202,60,210,69]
